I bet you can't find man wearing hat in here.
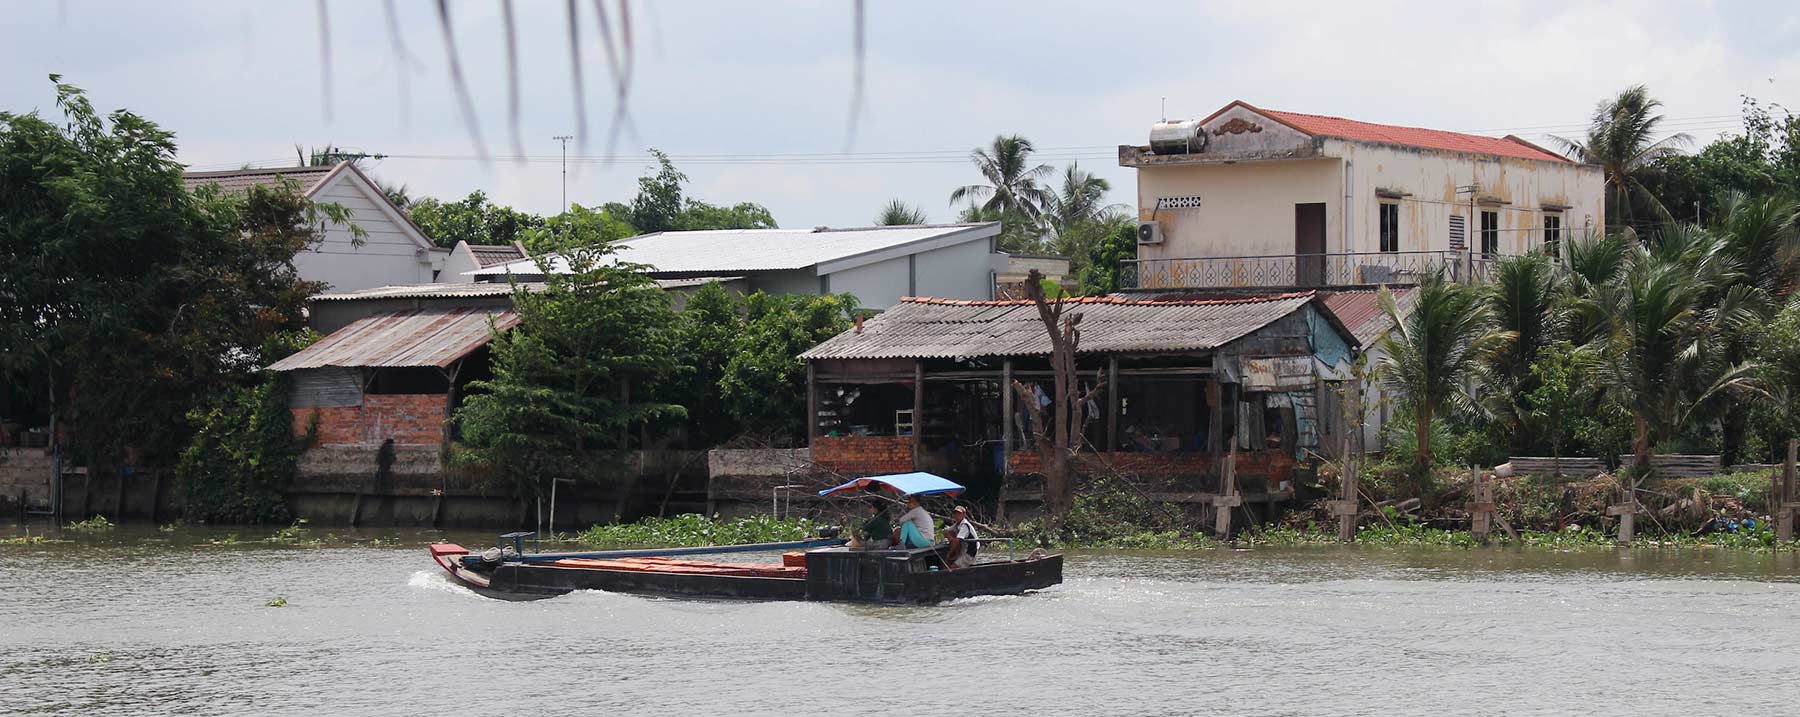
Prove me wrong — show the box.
[944,505,979,569]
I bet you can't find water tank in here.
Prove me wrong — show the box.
[1149,120,1208,155]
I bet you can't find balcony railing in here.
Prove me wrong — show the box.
[1122,251,1504,290]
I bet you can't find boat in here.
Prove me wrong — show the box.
[428,472,1063,604]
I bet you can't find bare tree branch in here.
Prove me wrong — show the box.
[435,0,488,159]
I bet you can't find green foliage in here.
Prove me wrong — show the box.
[1376,273,1508,472]
[1078,222,1137,295]
[1,77,325,470]
[65,516,115,532]
[604,149,777,234]
[719,292,857,443]
[576,514,816,547]
[175,375,306,524]
[669,282,747,444]
[1482,253,1562,452]
[875,199,928,226]
[263,595,287,608]
[1015,483,1212,549]
[1644,97,1800,224]
[453,225,685,495]
[407,190,545,249]
[522,203,636,255]
[1524,340,1584,462]
[951,135,1058,253]
[1552,84,1691,233]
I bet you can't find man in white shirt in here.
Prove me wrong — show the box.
[894,494,935,549]
[945,505,978,569]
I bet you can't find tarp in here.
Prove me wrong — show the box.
[818,472,965,498]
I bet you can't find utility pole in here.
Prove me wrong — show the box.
[553,135,575,212]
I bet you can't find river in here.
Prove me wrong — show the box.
[4,525,1800,716]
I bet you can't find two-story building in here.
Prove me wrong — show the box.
[1120,100,1604,290]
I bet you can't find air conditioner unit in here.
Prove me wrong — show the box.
[1136,221,1163,245]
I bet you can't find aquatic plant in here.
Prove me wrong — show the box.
[263,596,287,608]
[65,516,116,532]
[0,530,68,545]
[576,514,817,548]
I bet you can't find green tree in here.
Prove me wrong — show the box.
[951,135,1053,251]
[1375,273,1509,472]
[2,77,330,469]
[875,199,929,225]
[671,281,747,445]
[453,225,685,495]
[174,330,319,524]
[1482,253,1562,453]
[408,190,545,248]
[603,149,777,233]
[1643,98,1800,223]
[1552,85,1692,234]
[719,292,856,444]
[528,203,636,255]
[1524,341,1585,475]
[1078,222,1137,295]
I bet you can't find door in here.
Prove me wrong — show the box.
[1294,203,1327,287]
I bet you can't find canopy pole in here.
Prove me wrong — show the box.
[912,360,924,470]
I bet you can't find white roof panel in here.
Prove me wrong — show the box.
[467,222,998,277]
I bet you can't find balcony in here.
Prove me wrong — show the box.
[1122,251,1502,290]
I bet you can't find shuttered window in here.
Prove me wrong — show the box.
[1448,215,1466,251]
[1379,202,1400,253]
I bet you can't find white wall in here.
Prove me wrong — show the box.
[913,238,997,300]
[437,242,479,284]
[297,173,440,292]
[1335,140,1606,255]
[825,254,911,309]
[1135,158,1344,260]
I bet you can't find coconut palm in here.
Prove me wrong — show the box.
[1580,245,1761,478]
[1377,272,1510,472]
[1551,85,1692,234]
[949,135,1053,222]
[874,199,928,226]
[1482,253,1562,452]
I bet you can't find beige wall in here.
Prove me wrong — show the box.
[1135,158,1344,261]
[1131,141,1603,262]
[1332,139,1605,256]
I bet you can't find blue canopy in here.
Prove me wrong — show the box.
[818,472,965,498]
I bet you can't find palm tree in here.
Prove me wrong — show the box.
[1482,253,1562,453]
[874,199,928,226]
[949,135,1053,222]
[1551,85,1691,234]
[1043,163,1117,234]
[1580,244,1761,479]
[1377,272,1510,472]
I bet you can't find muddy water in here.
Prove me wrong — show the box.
[4,526,1800,716]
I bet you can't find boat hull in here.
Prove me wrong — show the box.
[429,544,1062,604]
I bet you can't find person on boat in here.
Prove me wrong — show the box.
[857,499,894,547]
[893,494,935,549]
[945,505,979,569]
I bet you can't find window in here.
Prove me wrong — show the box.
[1379,202,1400,253]
[1480,210,1499,257]
[1448,214,1467,251]
[1543,212,1562,256]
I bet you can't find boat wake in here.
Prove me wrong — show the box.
[408,569,485,599]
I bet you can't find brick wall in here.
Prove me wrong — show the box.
[294,393,449,447]
[0,447,54,509]
[811,435,913,475]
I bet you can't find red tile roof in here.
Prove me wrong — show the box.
[1209,101,1571,163]
[1322,287,1417,345]
[900,291,1316,308]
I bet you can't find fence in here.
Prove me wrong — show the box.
[1123,251,1503,290]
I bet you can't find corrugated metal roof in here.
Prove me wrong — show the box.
[182,165,336,195]
[1322,287,1417,346]
[267,308,519,371]
[468,243,527,267]
[467,222,998,276]
[310,283,544,301]
[800,292,1319,361]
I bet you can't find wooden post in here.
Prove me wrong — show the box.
[806,363,818,444]
[1106,356,1120,453]
[912,360,924,470]
[1334,435,1359,542]
[1469,473,1497,545]
[1780,439,1797,543]
[1612,476,1635,546]
[1001,360,1015,456]
[1215,442,1239,539]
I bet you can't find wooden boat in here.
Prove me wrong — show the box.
[428,540,1063,604]
[428,472,1063,604]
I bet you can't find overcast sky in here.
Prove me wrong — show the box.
[6,1,1798,228]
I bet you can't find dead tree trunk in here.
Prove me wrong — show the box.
[1011,270,1103,529]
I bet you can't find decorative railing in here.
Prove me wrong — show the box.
[1123,251,1507,290]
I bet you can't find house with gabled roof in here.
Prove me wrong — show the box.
[1118,100,1604,291]
[183,162,448,292]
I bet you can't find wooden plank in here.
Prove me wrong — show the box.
[1106,356,1120,454]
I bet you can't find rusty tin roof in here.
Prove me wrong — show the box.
[268,308,519,371]
[801,292,1324,361]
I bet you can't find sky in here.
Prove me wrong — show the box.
[5,1,1800,229]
